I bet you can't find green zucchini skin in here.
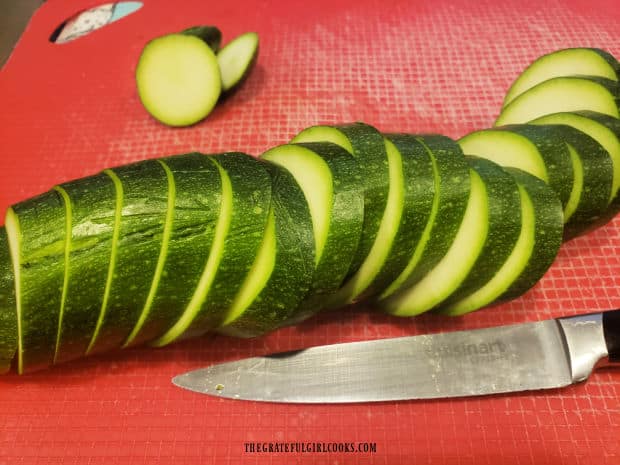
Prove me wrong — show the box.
[438,157,522,310]
[0,228,16,374]
[218,164,315,337]
[10,190,67,373]
[380,135,471,298]
[181,25,222,52]
[292,123,390,276]
[498,168,564,302]
[86,160,170,356]
[165,152,272,343]
[124,153,222,347]
[53,173,117,364]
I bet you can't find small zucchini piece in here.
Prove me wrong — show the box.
[181,25,222,52]
[153,153,271,346]
[0,228,16,374]
[495,76,620,126]
[217,32,259,93]
[503,48,620,108]
[439,168,563,315]
[136,33,222,126]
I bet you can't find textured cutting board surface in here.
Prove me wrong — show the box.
[1,0,619,463]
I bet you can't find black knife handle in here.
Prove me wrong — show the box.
[603,310,620,363]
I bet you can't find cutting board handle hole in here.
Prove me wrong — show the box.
[49,1,143,44]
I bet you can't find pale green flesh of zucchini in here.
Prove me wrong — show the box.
[152,161,232,347]
[440,184,535,315]
[291,126,355,153]
[136,34,221,126]
[563,145,583,222]
[503,49,619,107]
[217,32,259,92]
[531,113,620,204]
[4,209,21,373]
[261,146,332,266]
[52,186,72,362]
[330,138,403,303]
[221,207,276,325]
[458,131,548,181]
[86,170,123,354]
[496,77,620,126]
[123,160,176,347]
[382,169,486,316]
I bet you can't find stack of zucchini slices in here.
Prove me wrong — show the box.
[1,47,619,374]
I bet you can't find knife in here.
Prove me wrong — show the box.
[172,309,620,403]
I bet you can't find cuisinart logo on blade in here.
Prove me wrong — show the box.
[426,339,510,364]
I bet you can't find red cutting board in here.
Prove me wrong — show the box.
[1,0,619,463]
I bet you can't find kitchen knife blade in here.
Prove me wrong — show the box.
[172,310,620,403]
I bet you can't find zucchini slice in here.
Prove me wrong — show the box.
[438,157,522,311]
[379,135,471,298]
[217,164,315,337]
[53,173,117,363]
[439,168,563,315]
[261,142,364,316]
[136,33,222,126]
[495,76,620,126]
[181,25,223,52]
[86,160,170,355]
[6,190,67,373]
[530,111,620,210]
[124,153,222,347]
[291,122,389,276]
[0,228,16,374]
[217,32,259,93]
[380,166,485,316]
[503,48,620,108]
[153,153,271,346]
[458,125,574,218]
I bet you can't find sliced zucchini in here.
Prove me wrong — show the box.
[291,122,389,276]
[5,190,67,373]
[439,168,563,315]
[217,32,259,93]
[495,76,620,126]
[458,125,574,218]
[217,164,315,337]
[0,228,16,374]
[380,166,484,316]
[181,25,222,52]
[379,135,471,298]
[153,153,271,346]
[260,142,364,316]
[86,160,170,355]
[438,157,522,311]
[136,33,222,126]
[503,48,619,107]
[53,173,117,364]
[124,153,222,347]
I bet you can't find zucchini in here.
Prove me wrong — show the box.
[136,33,222,127]
[380,165,484,316]
[217,32,259,93]
[181,25,223,52]
[124,153,222,347]
[5,190,67,374]
[437,157,522,311]
[260,142,364,316]
[379,135,471,298]
[0,228,16,374]
[153,153,271,346]
[217,164,315,337]
[53,173,117,363]
[439,168,563,315]
[495,76,620,126]
[502,48,620,108]
[86,160,170,356]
